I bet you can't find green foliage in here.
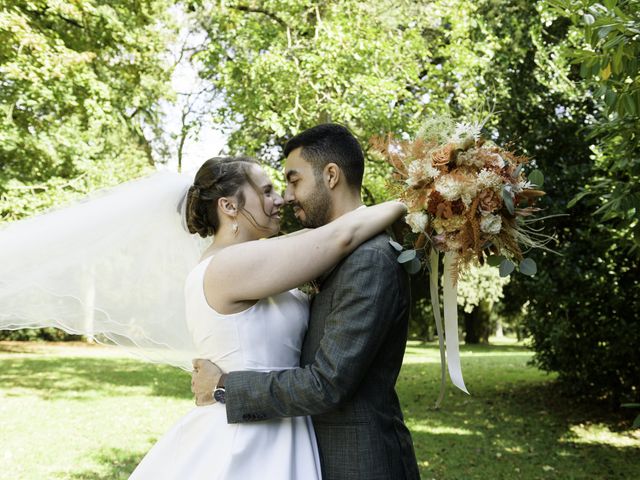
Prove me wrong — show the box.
[0,327,82,342]
[542,0,640,239]
[193,0,427,151]
[457,265,510,344]
[475,0,640,404]
[458,264,510,314]
[0,0,176,221]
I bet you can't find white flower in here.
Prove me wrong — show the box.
[456,149,485,168]
[435,175,477,207]
[425,160,440,180]
[406,161,422,187]
[460,187,478,207]
[406,159,440,187]
[513,179,533,193]
[435,175,463,201]
[477,169,503,191]
[405,212,428,233]
[488,154,506,169]
[480,213,502,235]
[452,121,482,143]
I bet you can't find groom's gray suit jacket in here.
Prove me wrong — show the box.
[225,233,420,480]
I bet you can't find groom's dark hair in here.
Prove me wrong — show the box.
[283,124,364,190]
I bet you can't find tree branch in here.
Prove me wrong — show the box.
[230,5,288,29]
[23,6,84,30]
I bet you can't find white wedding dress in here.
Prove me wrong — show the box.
[130,257,322,479]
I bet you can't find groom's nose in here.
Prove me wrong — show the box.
[283,185,295,204]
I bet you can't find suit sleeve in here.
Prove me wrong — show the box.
[224,244,405,423]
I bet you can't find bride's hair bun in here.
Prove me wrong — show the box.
[186,156,257,238]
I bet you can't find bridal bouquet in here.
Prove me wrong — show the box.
[372,115,549,407]
[373,115,547,278]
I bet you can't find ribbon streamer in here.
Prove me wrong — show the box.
[429,250,469,408]
[429,250,447,408]
[443,252,469,395]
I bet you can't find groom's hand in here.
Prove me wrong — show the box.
[191,359,223,406]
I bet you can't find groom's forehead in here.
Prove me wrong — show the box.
[284,152,313,179]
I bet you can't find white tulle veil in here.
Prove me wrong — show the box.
[0,171,209,371]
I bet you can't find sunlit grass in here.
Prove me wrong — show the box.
[564,424,640,448]
[0,342,193,480]
[399,340,639,479]
[0,340,638,479]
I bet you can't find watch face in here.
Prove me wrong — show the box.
[214,388,226,404]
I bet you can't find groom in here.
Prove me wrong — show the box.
[192,124,420,480]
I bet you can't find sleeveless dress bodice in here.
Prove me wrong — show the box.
[130,257,322,480]
[185,257,310,373]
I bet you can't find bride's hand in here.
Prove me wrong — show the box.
[192,358,223,406]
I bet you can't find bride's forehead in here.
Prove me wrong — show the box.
[248,165,271,185]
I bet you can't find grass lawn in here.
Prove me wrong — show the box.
[0,340,638,479]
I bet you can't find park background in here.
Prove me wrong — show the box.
[0,0,638,478]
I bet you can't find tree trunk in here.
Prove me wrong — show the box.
[495,318,504,338]
[409,271,433,341]
[464,301,491,344]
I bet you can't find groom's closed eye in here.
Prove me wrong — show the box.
[285,170,300,183]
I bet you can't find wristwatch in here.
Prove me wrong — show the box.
[213,374,227,404]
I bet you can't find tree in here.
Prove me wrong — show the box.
[543,0,639,247]
[457,264,510,343]
[0,0,177,221]
[469,0,640,404]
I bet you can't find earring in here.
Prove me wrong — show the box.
[232,220,239,236]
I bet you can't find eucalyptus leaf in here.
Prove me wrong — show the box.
[487,255,505,267]
[512,164,524,178]
[528,169,544,187]
[519,258,537,276]
[499,259,515,277]
[397,249,417,264]
[389,239,403,252]
[404,257,422,275]
[502,187,515,215]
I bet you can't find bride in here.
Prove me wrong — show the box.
[128,156,406,478]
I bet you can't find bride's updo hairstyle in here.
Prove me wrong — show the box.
[186,156,258,238]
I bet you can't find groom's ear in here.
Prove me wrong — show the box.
[324,163,340,190]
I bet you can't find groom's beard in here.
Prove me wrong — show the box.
[296,183,332,228]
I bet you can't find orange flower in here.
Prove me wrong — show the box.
[426,190,445,216]
[431,144,455,168]
[478,189,502,213]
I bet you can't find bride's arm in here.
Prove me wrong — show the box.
[273,228,311,239]
[205,201,406,304]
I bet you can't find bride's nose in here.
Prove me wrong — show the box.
[273,192,284,207]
